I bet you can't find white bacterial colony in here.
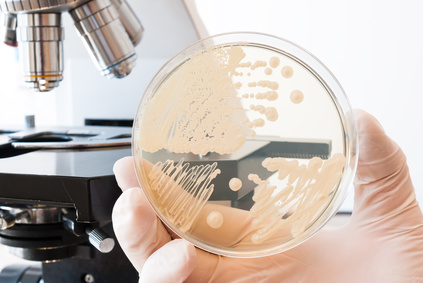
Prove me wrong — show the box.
[235,49,304,138]
[255,91,278,101]
[148,159,221,233]
[281,66,294,78]
[251,60,267,69]
[138,44,305,156]
[248,153,346,244]
[269,56,280,68]
[229,177,242,191]
[264,68,272,75]
[290,90,304,104]
[264,107,278,122]
[138,46,248,155]
[207,211,224,229]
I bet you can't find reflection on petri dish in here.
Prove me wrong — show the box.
[132,32,358,258]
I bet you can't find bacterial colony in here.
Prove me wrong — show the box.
[136,43,346,249]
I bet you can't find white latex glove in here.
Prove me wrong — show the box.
[112,110,423,282]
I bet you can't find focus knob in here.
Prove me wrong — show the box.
[86,227,115,253]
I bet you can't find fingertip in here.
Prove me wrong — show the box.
[351,109,417,223]
[113,156,139,191]
[139,239,197,282]
[353,109,404,183]
[354,109,385,139]
[169,239,197,269]
[112,187,156,250]
[112,187,173,274]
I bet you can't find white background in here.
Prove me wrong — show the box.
[193,0,423,211]
[0,0,423,269]
[0,1,422,205]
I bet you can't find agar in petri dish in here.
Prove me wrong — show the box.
[132,32,358,258]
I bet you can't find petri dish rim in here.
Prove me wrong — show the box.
[132,31,358,258]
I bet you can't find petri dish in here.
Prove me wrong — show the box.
[132,32,358,258]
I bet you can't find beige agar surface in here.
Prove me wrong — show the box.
[134,41,349,256]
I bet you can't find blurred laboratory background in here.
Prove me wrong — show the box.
[0,0,422,275]
[2,0,421,208]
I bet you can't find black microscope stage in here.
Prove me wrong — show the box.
[0,126,138,283]
[0,126,331,218]
[0,126,133,222]
[0,125,331,283]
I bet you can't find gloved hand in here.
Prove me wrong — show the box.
[112,110,423,282]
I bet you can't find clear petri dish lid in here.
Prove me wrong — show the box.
[132,32,358,258]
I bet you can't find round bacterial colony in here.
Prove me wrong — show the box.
[132,32,358,257]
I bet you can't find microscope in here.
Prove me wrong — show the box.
[0,2,338,282]
[0,0,202,282]
[1,0,143,92]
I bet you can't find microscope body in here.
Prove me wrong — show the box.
[0,1,202,281]
[0,128,138,282]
